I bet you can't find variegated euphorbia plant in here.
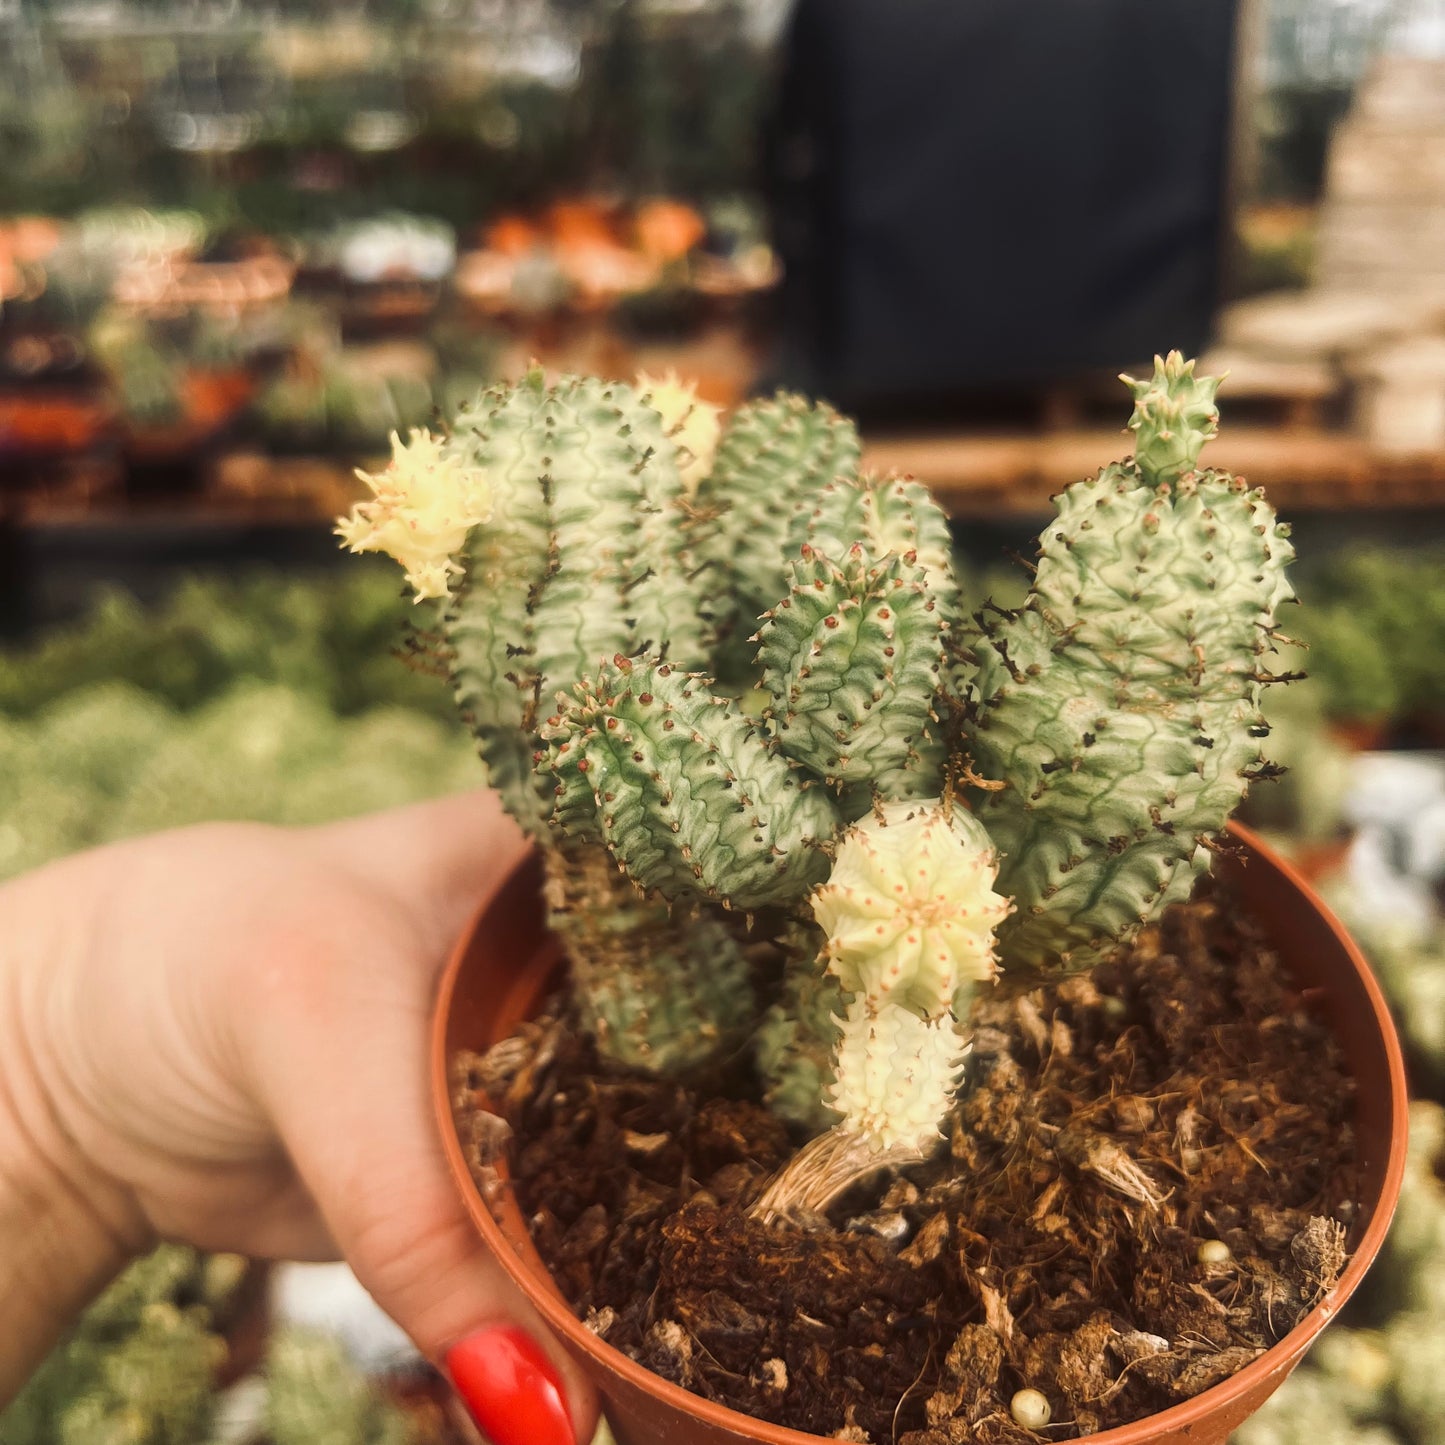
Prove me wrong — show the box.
[339,354,1294,1209]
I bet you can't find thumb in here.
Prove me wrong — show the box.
[311,787,531,962]
[248,798,598,1445]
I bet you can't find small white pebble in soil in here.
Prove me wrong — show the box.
[1010,1387,1052,1430]
[1197,1238,1233,1265]
[755,1357,788,1391]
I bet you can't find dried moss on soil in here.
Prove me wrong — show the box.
[454,886,1358,1442]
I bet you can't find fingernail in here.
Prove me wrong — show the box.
[445,1325,575,1445]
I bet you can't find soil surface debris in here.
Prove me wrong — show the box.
[454,886,1358,1441]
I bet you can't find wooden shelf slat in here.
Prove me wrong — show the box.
[864,426,1445,516]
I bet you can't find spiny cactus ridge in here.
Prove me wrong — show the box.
[540,654,838,910]
[441,366,703,832]
[544,842,756,1075]
[693,392,861,670]
[787,470,964,632]
[756,543,946,792]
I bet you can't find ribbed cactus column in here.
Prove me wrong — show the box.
[442,369,705,832]
[756,543,946,794]
[753,921,844,1135]
[340,369,750,1075]
[693,392,861,672]
[786,470,965,632]
[541,654,838,910]
[969,354,1296,977]
[781,469,964,800]
[543,842,755,1076]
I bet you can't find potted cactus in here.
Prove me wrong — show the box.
[339,357,1405,1444]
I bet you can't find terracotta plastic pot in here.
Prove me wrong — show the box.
[431,823,1408,1445]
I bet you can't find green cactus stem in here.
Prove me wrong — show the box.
[341,367,708,834]
[339,369,765,1078]
[544,842,756,1076]
[693,392,860,669]
[791,470,973,729]
[970,353,1295,977]
[440,368,704,833]
[753,921,844,1135]
[541,654,838,910]
[756,543,946,793]
[787,470,964,632]
[1121,350,1223,486]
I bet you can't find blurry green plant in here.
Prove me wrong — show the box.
[254,357,436,455]
[0,569,454,721]
[0,21,95,215]
[0,1249,431,1445]
[1330,909,1445,1100]
[0,1246,238,1445]
[0,568,478,882]
[1293,548,1445,728]
[87,311,187,428]
[0,679,477,881]
[265,1329,412,1445]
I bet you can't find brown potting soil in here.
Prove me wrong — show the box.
[453,884,1358,1442]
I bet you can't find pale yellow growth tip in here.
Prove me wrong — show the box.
[637,369,722,493]
[336,428,492,601]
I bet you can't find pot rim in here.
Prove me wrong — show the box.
[432,820,1409,1445]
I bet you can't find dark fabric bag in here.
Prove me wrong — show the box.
[766,0,1240,416]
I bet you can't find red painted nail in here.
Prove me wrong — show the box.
[446,1325,575,1445]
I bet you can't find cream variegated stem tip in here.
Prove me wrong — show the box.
[812,799,1011,1153]
[637,369,722,494]
[336,428,491,601]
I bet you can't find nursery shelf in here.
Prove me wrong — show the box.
[7,427,1445,533]
[865,425,1445,518]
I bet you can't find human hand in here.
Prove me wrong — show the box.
[0,791,596,1445]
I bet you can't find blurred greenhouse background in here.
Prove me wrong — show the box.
[5,0,1445,1441]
